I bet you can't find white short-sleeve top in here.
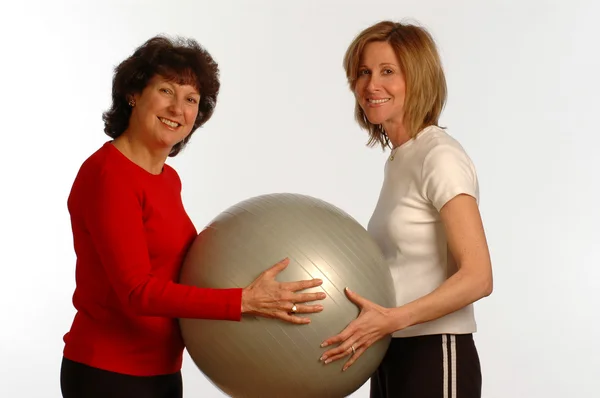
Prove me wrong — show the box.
[367,125,480,338]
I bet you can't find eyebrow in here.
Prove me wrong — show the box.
[161,80,201,96]
[359,62,399,68]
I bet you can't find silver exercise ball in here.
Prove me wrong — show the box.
[179,193,396,398]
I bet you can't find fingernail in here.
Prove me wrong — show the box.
[319,355,325,361]
[325,359,331,364]
[320,342,328,347]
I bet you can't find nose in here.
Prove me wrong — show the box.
[168,96,184,116]
[365,74,381,93]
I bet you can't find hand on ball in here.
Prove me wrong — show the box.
[241,258,326,324]
[319,287,394,371]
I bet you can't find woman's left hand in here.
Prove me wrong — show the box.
[319,287,401,371]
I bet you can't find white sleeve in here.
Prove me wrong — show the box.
[420,143,479,211]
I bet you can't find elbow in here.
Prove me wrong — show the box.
[124,287,153,316]
[121,279,162,317]
[478,271,493,299]
[481,278,493,298]
[129,302,148,316]
[462,266,493,301]
[126,296,148,316]
[462,260,493,300]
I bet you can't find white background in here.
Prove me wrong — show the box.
[1,1,598,397]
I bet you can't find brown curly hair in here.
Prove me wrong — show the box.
[102,35,220,157]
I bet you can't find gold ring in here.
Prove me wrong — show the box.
[290,304,297,314]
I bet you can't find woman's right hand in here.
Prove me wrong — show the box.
[241,258,326,324]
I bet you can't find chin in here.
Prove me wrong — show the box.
[363,113,388,126]
[151,137,178,151]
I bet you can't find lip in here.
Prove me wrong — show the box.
[365,97,391,108]
[157,116,183,129]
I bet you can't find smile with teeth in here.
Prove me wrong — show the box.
[159,117,181,128]
[368,98,390,104]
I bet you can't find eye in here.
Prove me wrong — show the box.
[383,68,393,75]
[358,69,370,77]
[187,97,198,104]
[160,87,172,94]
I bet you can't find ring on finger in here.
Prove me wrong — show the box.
[351,345,356,355]
[290,304,297,314]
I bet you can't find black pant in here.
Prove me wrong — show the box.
[370,334,482,398]
[60,357,183,398]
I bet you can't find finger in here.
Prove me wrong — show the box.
[286,303,324,314]
[263,258,289,277]
[322,344,356,364]
[320,325,355,348]
[320,333,349,350]
[342,343,369,372]
[321,342,353,362]
[322,328,372,361]
[292,291,327,303]
[340,333,379,369]
[344,287,367,307]
[284,278,324,292]
[276,312,312,325]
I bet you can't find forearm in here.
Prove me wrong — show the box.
[128,279,243,321]
[389,265,492,332]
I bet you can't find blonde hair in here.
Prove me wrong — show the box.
[343,20,447,149]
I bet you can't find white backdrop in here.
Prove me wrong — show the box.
[1,0,599,397]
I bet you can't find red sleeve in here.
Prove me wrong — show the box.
[82,167,242,321]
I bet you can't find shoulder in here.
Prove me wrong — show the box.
[417,126,471,160]
[414,127,479,209]
[415,126,475,173]
[68,142,141,209]
[162,163,180,180]
[162,163,183,191]
[73,142,133,185]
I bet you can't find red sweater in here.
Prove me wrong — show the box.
[63,141,242,376]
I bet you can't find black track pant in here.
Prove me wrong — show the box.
[370,334,482,398]
[60,357,183,398]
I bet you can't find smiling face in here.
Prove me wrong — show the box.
[129,74,201,152]
[354,41,406,128]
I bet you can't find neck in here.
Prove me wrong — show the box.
[382,118,411,149]
[112,132,169,175]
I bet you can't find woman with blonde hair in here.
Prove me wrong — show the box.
[319,21,493,397]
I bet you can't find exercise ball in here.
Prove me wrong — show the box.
[179,193,395,398]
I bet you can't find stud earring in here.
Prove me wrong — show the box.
[128,99,135,107]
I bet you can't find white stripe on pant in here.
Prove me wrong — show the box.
[442,334,457,398]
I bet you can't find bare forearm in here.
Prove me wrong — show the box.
[389,266,492,332]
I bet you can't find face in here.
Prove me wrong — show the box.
[354,41,406,127]
[130,74,200,151]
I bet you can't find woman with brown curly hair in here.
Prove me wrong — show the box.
[59,36,325,398]
[319,21,493,397]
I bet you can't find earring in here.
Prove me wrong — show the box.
[128,99,135,107]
